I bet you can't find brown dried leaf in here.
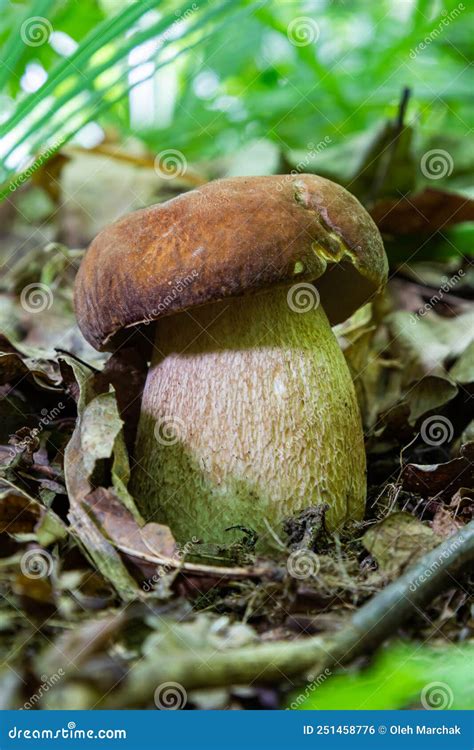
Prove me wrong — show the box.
[86,487,178,564]
[0,493,38,533]
[371,189,474,235]
[402,443,474,497]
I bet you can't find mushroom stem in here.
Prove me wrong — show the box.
[131,287,366,550]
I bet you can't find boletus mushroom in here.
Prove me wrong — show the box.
[74,174,387,550]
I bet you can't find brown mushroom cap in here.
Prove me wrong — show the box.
[74,174,387,351]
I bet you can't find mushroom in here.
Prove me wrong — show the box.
[74,174,387,550]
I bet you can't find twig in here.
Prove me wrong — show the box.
[113,539,279,580]
[367,86,411,203]
[395,86,411,131]
[109,521,474,703]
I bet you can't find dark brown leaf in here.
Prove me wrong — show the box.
[402,443,474,497]
[0,493,38,533]
[371,189,474,235]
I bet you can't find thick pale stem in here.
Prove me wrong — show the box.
[131,287,366,550]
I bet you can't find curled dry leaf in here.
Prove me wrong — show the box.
[86,486,178,568]
[401,443,474,497]
[0,334,61,389]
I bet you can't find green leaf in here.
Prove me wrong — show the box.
[290,643,474,710]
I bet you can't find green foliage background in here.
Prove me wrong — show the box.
[1,0,473,197]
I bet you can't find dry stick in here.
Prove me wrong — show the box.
[110,520,474,705]
[367,85,411,204]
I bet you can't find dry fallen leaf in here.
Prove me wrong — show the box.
[370,189,474,235]
[402,443,474,497]
[363,512,442,579]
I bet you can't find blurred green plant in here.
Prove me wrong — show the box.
[132,0,473,163]
[0,0,238,194]
[0,0,472,214]
[290,642,474,710]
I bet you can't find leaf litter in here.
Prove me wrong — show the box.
[0,152,473,710]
